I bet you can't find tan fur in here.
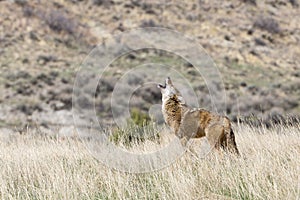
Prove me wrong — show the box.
[158,77,239,155]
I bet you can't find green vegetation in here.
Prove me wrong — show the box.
[109,108,160,147]
[222,62,281,87]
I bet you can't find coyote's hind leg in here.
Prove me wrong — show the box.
[205,124,226,153]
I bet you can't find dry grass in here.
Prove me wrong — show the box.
[0,123,299,199]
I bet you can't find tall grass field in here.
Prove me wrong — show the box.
[0,122,299,199]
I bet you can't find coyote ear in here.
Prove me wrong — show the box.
[178,96,185,104]
[166,77,172,85]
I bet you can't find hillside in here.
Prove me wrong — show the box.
[0,0,299,134]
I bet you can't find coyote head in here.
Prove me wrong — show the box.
[157,77,185,105]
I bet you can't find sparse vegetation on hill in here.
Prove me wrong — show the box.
[0,0,300,131]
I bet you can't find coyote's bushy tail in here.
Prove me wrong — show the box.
[226,128,240,155]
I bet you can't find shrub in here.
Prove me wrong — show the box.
[254,16,281,34]
[240,0,256,6]
[140,19,157,27]
[130,108,150,127]
[92,0,114,7]
[45,10,77,35]
[109,108,160,147]
[289,0,299,7]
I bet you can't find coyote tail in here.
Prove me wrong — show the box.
[226,128,240,155]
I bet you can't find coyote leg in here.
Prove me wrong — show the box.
[205,124,226,153]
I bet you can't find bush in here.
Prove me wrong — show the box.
[254,16,281,34]
[130,108,150,127]
[290,0,299,7]
[109,108,160,147]
[240,0,256,6]
[92,0,114,7]
[45,10,77,35]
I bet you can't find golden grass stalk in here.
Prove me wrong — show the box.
[0,122,299,199]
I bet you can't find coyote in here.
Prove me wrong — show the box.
[158,77,239,155]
